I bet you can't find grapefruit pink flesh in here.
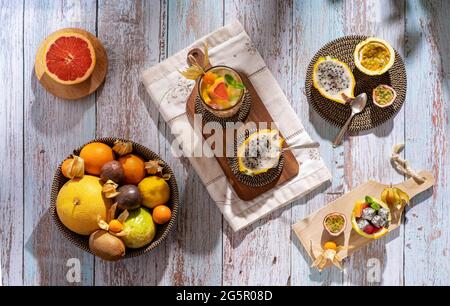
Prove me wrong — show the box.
[45,34,95,84]
[211,82,229,100]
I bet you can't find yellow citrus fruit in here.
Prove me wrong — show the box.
[138,176,170,208]
[80,142,114,175]
[56,175,112,235]
[118,154,146,185]
[152,205,172,225]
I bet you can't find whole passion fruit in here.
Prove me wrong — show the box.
[100,160,125,184]
[116,185,142,210]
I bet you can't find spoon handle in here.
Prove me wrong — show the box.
[283,142,320,151]
[333,113,354,147]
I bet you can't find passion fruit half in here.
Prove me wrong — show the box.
[354,37,395,76]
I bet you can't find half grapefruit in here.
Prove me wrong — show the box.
[44,31,96,85]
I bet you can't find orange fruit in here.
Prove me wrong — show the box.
[80,142,114,175]
[44,31,96,85]
[118,154,146,185]
[152,205,172,225]
[203,71,216,85]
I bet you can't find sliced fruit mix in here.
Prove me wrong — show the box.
[56,140,173,261]
[200,67,244,110]
[351,196,391,239]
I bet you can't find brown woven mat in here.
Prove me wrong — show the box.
[228,129,284,187]
[305,35,407,132]
[50,137,179,259]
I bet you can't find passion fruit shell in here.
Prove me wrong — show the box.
[372,84,397,108]
[354,37,395,76]
[323,212,347,236]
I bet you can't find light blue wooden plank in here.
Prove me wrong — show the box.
[222,0,294,286]
[94,0,169,285]
[161,0,224,285]
[404,0,450,285]
[23,0,96,285]
[0,0,24,286]
[342,0,406,286]
[291,0,345,285]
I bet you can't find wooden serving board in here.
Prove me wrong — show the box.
[35,28,108,100]
[185,48,299,201]
[292,171,435,269]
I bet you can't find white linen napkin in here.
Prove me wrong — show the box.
[141,21,331,231]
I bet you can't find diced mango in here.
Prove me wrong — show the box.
[353,200,367,218]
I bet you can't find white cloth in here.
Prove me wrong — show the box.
[141,21,331,231]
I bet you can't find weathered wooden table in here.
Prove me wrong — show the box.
[1,0,449,286]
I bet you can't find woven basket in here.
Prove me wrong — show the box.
[305,35,407,131]
[50,137,179,259]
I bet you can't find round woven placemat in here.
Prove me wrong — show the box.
[50,137,179,259]
[305,35,407,131]
[227,129,284,187]
[195,90,252,127]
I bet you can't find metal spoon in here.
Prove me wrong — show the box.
[332,93,368,148]
[283,142,320,151]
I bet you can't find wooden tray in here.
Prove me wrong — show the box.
[185,48,299,201]
[292,171,435,269]
[35,27,108,100]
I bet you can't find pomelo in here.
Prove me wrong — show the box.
[56,175,112,235]
[44,31,96,85]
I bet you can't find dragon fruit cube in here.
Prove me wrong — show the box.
[378,208,390,220]
[357,219,370,230]
[361,207,376,221]
[371,215,386,228]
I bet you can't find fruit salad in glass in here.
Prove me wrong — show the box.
[198,66,245,118]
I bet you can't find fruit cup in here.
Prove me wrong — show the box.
[198,65,245,118]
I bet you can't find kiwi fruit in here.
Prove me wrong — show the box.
[89,230,126,261]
